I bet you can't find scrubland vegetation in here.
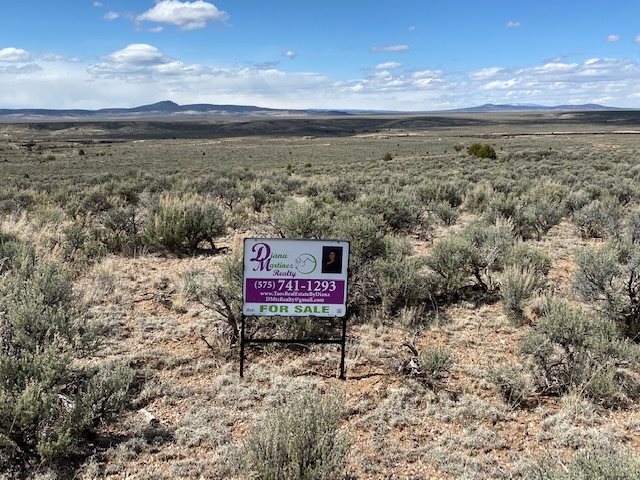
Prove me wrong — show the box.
[1,113,640,478]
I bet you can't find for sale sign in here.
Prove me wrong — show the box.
[242,238,349,317]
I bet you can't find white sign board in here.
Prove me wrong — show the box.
[243,238,349,317]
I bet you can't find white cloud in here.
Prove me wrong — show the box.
[506,20,521,28]
[371,44,409,53]
[2,45,640,112]
[481,78,519,90]
[0,47,31,62]
[93,1,103,7]
[104,11,120,21]
[633,35,640,44]
[283,50,297,60]
[408,26,416,32]
[137,0,229,30]
[376,62,401,70]
[471,57,640,106]
[606,34,621,42]
[105,44,170,66]
[41,53,65,62]
[0,64,41,75]
[469,67,505,80]
[149,26,164,32]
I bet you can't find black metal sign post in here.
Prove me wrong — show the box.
[239,311,348,380]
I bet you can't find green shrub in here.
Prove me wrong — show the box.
[487,364,531,408]
[503,241,552,275]
[331,179,358,203]
[419,346,452,383]
[373,254,427,315]
[426,235,475,299]
[250,182,283,213]
[144,194,226,253]
[415,180,466,207]
[463,180,494,214]
[272,200,333,239]
[574,241,640,337]
[100,198,144,255]
[180,250,243,343]
[515,184,567,239]
[573,197,624,239]
[332,213,386,266]
[360,193,423,234]
[520,299,640,405]
[243,390,349,480]
[526,449,640,479]
[467,143,497,159]
[500,266,543,323]
[628,208,640,244]
[431,201,459,226]
[462,218,516,291]
[0,253,132,463]
[564,189,592,215]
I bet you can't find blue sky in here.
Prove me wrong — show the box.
[0,1,639,110]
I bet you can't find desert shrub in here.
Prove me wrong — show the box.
[487,364,531,408]
[57,220,105,265]
[415,180,466,207]
[360,193,423,234]
[373,253,427,315]
[610,179,637,206]
[628,208,640,244]
[0,252,132,462]
[419,346,452,383]
[516,185,567,239]
[250,182,284,213]
[467,143,496,159]
[426,235,475,299]
[564,189,592,215]
[243,390,349,480]
[64,185,114,218]
[574,241,640,337]
[462,218,516,291]
[330,179,358,203]
[500,266,543,323]
[272,200,332,239]
[573,197,624,239]
[143,194,225,253]
[463,180,494,213]
[180,250,243,343]
[0,231,32,274]
[526,449,640,479]
[520,299,640,405]
[484,192,518,223]
[331,213,386,266]
[194,176,242,209]
[503,241,552,275]
[100,198,144,255]
[382,152,393,161]
[431,201,459,226]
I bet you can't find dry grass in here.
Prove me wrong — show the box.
[2,116,640,479]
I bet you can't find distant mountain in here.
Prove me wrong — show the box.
[0,101,351,121]
[446,103,625,113]
[0,101,631,121]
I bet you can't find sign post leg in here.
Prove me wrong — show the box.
[339,314,347,380]
[240,314,246,378]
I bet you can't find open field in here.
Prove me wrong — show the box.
[2,112,640,479]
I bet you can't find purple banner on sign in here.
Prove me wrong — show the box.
[245,278,345,304]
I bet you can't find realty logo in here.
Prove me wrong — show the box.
[295,253,317,274]
[250,242,271,271]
